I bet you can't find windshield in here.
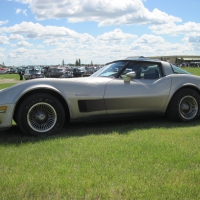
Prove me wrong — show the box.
[171,64,191,74]
[91,61,128,77]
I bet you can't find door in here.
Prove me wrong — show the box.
[104,62,172,114]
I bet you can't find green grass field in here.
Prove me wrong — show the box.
[1,119,200,199]
[183,67,200,76]
[0,74,21,89]
[0,73,20,80]
[0,83,17,90]
[0,69,200,199]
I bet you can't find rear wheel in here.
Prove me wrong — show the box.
[167,88,200,122]
[16,93,65,136]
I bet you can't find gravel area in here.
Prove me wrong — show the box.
[0,79,21,83]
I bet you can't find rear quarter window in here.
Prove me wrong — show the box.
[171,64,191,74]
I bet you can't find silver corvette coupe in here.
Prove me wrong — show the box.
[0,57,200,136]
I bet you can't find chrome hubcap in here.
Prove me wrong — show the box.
[27,102,57,133]
[179,95,198,120]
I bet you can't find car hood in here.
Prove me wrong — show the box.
[0,77,113,104]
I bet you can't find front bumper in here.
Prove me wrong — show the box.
[0,104,14,131]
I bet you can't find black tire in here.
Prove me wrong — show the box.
[166,88,200,122]
[16,93,65,136]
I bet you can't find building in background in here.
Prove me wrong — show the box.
[147,55,200,64]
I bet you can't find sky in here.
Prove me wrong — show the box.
[0,0,200,66]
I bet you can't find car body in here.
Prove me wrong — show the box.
[47,67,65,78]
[1,56,200,136]
[23,68,44,80]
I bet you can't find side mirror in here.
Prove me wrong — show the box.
[123,71,136,82]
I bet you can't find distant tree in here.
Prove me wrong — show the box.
[175,57,178,64]
[75,59,81,66]
[75,59,79,66]
[181,57,184,63]
[62,60,65,66]
[161,57,163,61]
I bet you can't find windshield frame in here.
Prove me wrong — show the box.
[91,61,129,78]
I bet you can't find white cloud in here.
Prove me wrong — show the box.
[0,22,81,39]
[23,9,28,16]
[183,33,200,52]
[97,28,138,41]
[7,48,47,65]
[98,8,181,27]
[9,34,25,40]
[130,34,166,53]
[0,36,9,45]
[149,22,200,36]
[0,20,9,26]
[188,36,200,43]
[15,0,181,26]
[1,21,199,66]
[16,8,28,16]
[37,44,44,48]
[16,8,21,14]
[183,32,200,43]
[17,41,33,47]
[0,47,5,58]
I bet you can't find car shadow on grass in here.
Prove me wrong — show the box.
[0,115,199,145]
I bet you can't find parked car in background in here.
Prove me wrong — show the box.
[18,67,27,73]
[47,67,66,78]
[24,68,44,80]
[60,69,74,78]
[5,68,17,74]
[82,67,96,77]
[0,68,7,74]
[72,66,87,77]
[41,66,50,77]
[15,68,22,74]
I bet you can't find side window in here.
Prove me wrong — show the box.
[143,65,160,79]
[121,62,162,79]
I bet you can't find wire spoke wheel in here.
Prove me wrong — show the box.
[27,102,57,133]
[179,95,198,120]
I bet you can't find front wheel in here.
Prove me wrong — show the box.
[166,88,200,122]
[16,93,65,136]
